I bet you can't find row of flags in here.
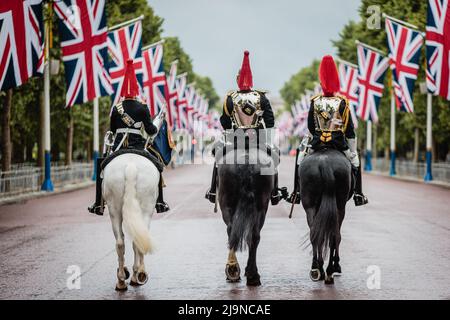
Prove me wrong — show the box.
[289,1,450,137]
[0,0,214,134]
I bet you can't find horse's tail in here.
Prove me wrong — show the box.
[122,162,153,255]
[228,168,258,252]
[311,164,338,258]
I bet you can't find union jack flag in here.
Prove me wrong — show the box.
[54,0,112,107]
[292,97,309,136]
[356,43,390,123]
[426,0,450,100]
[0,0,44,91]
[185,84,196,132]
[142,42,167,116]
[386,17,423,113]
[338,62,359,128]
[108,20,143,107]
[165,60,178,129]
[175,73,188,130]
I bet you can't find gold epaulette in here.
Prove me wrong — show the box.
[254,89,268,95]
[335,94,348,102]
[311,94,322,102]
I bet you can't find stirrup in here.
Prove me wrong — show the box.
[354,194,368,206]
[286,191,301,204]
[271,187,287,206]
[155,202,170,213]
[205,189,216,204]
[88,204,104,216]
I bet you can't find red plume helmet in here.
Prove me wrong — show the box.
[120,59,140,98]
[238,50,253,91]
[319,55,340,96]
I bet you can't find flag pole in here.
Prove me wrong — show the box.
[41,2,53,192]
[142,39,165,51]
[390,93,396,176]
[424,93,433,182]
[355,40,387,56]
[92,97,99,181]
[382,13,420,30]
[108,15,144,32]
[335,57,358,69]
[364,120,372,171]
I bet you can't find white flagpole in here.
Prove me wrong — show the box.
[390,94,396,176]
[92,97,99,180]
[365,120,372,171]
[108,15,144,32]
[424,93,433,181]
[41,3,53,191]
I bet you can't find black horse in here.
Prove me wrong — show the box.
[217,147,275,286]
[299,148,354,285]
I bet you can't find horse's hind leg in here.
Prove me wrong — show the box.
[325,238,336,285]
[245,230,261,286]
[333,231,342,275]
[225,225,241,282]
[110,210,129,291]
[131,242,148,286]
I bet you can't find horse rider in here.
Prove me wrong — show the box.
[287,55,369,206]
[205,50,288,205]
[88,59,170,215]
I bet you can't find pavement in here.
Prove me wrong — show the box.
[0,156,449,300]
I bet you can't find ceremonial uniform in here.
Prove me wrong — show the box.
[88,60,169,215]
[287,55,368,206]
[205,51,287,205]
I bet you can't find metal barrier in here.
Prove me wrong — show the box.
[369,158,450,184]
[1,162,93,198]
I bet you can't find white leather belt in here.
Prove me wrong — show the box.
[114,128,143,152]
[116,128,142,135]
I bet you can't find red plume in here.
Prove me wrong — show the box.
[319,55,340,96]
[120,59,139,98]
[238,50,253,91]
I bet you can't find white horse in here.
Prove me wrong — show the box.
[102,110,165,291]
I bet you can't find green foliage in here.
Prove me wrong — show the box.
[193,74,220,110]
[281,0,449,161]
[280,60,320,108]
[0,0,219,164]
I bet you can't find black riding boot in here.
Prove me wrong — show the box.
[88,157,105,215]
[205,164,217,204]
[287,148,301,204]
[155,176,170,213]
[353,165,369,206]
[271,172,288,206]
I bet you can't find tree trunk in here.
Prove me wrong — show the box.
[413,128,419,163]
[38,88,45,168]
[2,89,12,172]
[1,89,12,192]
[65,110,73,166]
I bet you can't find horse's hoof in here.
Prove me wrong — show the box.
[246,275,261,287]
[130,279,139,286]
[310,269,322,282]
[325,275,334,285]
[225,263,241,282]
[115,283,128,291]
[124,267,130,280]
[137,271,148,285]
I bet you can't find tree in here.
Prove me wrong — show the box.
[193,74,220,110]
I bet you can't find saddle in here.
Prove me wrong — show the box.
[101,148,164,173]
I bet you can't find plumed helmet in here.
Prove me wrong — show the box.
[238,51,253,91]
[319,55,340,96]
[120,59,140,98]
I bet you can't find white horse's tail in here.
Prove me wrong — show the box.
[122,163,153,255]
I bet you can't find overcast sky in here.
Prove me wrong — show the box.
[149,0,362,97]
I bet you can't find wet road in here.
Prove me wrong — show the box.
[0,156,449,300]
